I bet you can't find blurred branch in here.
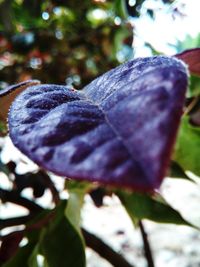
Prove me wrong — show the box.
[39,171,60,205]
[139,221,155,267]
[0,188,43,213]
[0,0,14,34]
[0,215,34,230]
[82,228,135,267]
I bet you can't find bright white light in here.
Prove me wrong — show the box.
[30,57,42,69]
[20,237,28,247]
[114,16,122,25]
[42,12,49,20]
[132,0,200,57]
[37,255,45,267]
[53,7,61,16]
[92,9,108,20]
[129,0,136,7]
[55,30,63,40]
[1,137,38,174]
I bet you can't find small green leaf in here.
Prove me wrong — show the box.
[188,75,200,97]
[28,244,40,267]
[65,192,84,232]
[174,116,200,176]
[169,161,191,180]
[40,201,85,267]
[0,120,7,136]
[114,0,128,19]
[118,191,192,226]
[65,181,91,234]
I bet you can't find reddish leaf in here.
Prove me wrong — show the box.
[0,80,40,123]
[8,56,188,191]
[0,231,23,263]
[175,48,200,76]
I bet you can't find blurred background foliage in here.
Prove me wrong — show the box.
[0,0,136,88]
[1,0,200,266]
[0,0,178,90]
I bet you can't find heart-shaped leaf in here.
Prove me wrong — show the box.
[8,56,188,191]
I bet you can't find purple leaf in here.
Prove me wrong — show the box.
[8,56,188,191]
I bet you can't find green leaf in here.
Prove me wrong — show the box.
[188,75,200,97]
[118,191,192,226]
[114,0,128,19]
[174,34,200,55]
[28,244,40,267]
[113,27,130,57]
[65,181,90,234]
[0,120,7,136]
[174,116,200,176]
[65,192,84,232]
[169,161,191,180]
[40,201,85,267]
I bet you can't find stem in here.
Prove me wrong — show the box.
[0,215,34,230]
[82,228,135,267]
[184,96,199,115]
[0,212,54,234]
[0,188,43,213]
[139,221,155,267]
[40,171,60,205]
[0,230,24,241]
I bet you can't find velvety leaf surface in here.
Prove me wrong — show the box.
[8,56,188,191]
[174,116,200,176]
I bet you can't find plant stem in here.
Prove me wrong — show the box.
[184,96,199,115]
[0,188,43,213]
[40,171,60,204]
[82,228,135,267]
[139,220,155,267]
[0,215,34,230]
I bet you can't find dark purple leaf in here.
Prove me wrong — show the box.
[8,56,188,191]
[175,48,200,76]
